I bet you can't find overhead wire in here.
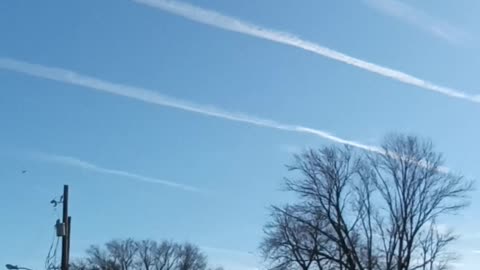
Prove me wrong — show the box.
[45,195,63,270]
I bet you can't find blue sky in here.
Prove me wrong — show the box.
[1,0,480,269]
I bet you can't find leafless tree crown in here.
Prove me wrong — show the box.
[72,239,210,270]
[261,134,472,270]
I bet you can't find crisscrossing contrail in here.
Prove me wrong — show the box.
[134,0,480,104]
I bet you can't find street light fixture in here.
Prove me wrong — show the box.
[5,264,33,270]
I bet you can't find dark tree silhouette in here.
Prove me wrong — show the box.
[262,134,472,270]
[71,239,213,270]
[177,243,207,270]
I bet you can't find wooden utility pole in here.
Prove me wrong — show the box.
[60,185,71,270]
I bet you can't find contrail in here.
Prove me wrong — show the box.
[133,0,480,104]
[0,57,381,153]
[32,152,203,192]
[364,0,470,45]
[1,58,451,173]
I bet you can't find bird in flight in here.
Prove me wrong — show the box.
[21,170,27,174]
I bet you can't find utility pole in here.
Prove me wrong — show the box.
[67,216,71,269]
[60,185,71,270]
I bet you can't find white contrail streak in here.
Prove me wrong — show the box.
[364,0,470,45]
[133,0,480,104]
[33,152,203,192]
[1,58,451,173]
[0,57,381,153]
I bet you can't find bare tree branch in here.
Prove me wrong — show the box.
[262,134,472,270]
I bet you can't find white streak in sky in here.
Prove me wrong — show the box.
[364,0,470,45]
[1,58,452,173]
[133,0,480,104]
[0,57,381,154]
[33,152,203,192]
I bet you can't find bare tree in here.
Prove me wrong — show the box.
[177,243,207,270]
[136,240,157,270]
[83,245,120,270]
[73,239,212,270]
[417,220,457,270]
[106,239,138,270]
[369,134,472,270]
[153,241,180,270]
[261,205,336,270]
[285,146,367,270]
[261,205,312,270]
[262,134,472,270]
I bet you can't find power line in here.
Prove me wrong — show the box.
[46,191,67,270]
[45,222,61,270]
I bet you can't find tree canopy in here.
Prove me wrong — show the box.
[71,239,220,270]
[261,134,473,270]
